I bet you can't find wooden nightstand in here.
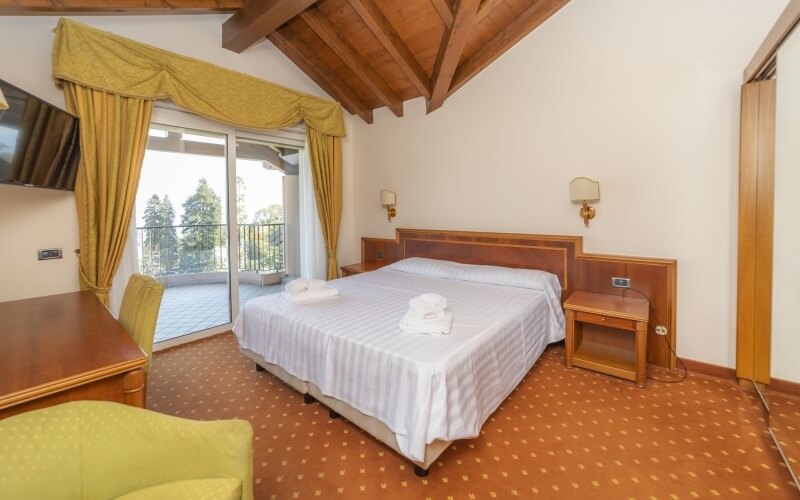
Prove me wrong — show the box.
[564,291,650,387]
[340,262,385,277]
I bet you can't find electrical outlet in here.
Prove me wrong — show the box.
[376,251,384,258]
[611,277,630,288]
[38,248,63,260]
[655,325,668,336]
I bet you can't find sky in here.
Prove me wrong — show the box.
[135,150,285,228]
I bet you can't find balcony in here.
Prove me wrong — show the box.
[137,223,288,342]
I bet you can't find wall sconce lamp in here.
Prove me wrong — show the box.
[380,189,397,222]
[569,177,600,226]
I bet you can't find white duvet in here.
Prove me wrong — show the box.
[233,262,565,462]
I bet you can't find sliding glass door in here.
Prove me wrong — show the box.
[129,107,303,347]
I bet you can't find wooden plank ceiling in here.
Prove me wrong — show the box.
[0,0,572,123]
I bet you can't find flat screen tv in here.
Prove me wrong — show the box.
[0,78,80,191]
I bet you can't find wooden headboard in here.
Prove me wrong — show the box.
[360,228,677,369]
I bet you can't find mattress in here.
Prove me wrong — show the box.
[233,261,565,462]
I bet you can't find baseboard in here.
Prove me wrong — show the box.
[681,357,737,382]
[770,377,800,397]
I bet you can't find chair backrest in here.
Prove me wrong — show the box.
[119,273,165,373]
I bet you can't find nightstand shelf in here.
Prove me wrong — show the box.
[564,291,649,387]
[340,262,385,277]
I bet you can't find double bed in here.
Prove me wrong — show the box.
[233,256,566,475]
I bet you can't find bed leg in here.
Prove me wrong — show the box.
[303,394,316,404]
[414,465,429,478]
[255,363,266,372]
[329,409,340,419]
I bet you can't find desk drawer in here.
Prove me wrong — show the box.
[574,310,637,331]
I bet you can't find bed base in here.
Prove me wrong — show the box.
[241,347,450,474]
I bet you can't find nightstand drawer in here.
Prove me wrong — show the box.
[574,310,637,331]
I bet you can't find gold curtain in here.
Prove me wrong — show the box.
[63,82,153,306]
[52,19,345,137]
[307,128,342,279]
[52,18,346,285]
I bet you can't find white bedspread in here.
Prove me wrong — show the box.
[233,267,565,461]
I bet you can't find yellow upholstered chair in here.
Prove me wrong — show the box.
[118,273,165,373]
[0,401,254,500]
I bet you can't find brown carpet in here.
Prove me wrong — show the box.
[148,333,797,499]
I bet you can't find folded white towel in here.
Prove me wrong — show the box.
[408,293,447,319]
[285,278,327,294]
[307,279,327,291]
[282,286,339,303]
[399,309,454,336]
[285,278,310,294]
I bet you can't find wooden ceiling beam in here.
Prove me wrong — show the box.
[0,0,244,13]
[347,0,431,100]
[474,0,499,23]
[268,28,374,124]
[222,0,318,54]
[451,0,571,96]
[427,0,480,113]
[300,8,403,117]
[430,0,454,28]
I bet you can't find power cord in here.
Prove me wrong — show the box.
[622,287,688,384]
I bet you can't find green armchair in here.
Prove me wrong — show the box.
[0,401,253,500]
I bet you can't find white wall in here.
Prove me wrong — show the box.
[0,15,359,301]
[351,0,787,367]
[772,24,800,382]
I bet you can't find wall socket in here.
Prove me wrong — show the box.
[655,325,668,336]
[611,277,630,288]
[38,248,63,260]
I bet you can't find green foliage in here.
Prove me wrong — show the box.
[252,204,283,224]
[141,194,179,275]
[244,204,284,272]
[179,178,223,273]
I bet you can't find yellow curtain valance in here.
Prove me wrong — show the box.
[51,18,346,137]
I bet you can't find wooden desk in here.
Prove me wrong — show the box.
[0,291,148,419]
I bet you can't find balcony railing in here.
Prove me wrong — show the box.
[136,223,284,277]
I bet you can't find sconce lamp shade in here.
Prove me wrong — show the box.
[380,189,396,206]
[0,88,7,110]
[569,177,600,202]
[380,189,397,222]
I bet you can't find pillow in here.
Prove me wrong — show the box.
[447,262,561,294]
[386,257,562,295]
[386,257,462,279]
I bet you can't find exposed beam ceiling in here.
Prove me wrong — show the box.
[451,0,570,96]
[222,0,318,53]
[346,0,432,101]
[299,7,403,117]
[428,0,480,113]
[0,0,573,123]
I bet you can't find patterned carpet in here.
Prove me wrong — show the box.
[148,333,797,499]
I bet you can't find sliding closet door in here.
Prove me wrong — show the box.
[736,79,776,385]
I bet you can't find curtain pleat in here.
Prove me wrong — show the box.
[64,82,153,306]
[52,18,345,137]
[306,128,342,280]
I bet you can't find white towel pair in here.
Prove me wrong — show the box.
[400,293,453,335]
[285,278,327,294]
[408,293,447,319]
[282,278,339,304]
